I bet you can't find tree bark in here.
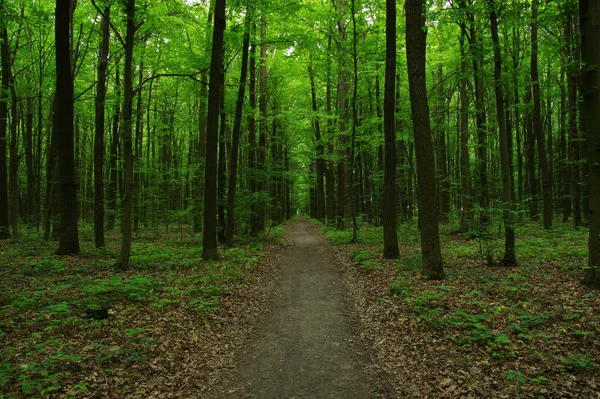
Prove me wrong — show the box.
[459,33,472,233]
[580,0,600,289]
[202,0,226,260]
[225,9,251,247]
[336,0,347,230]
[55,0,80,255]
[0,2,9,239]
[383,0,399,258]
[488,0,516,266]
[115,0,136,269]
[531,0,552,229]
[308,63,326,223]
[405,0,444,280]
[94,6,110,248]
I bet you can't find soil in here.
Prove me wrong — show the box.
[217,218,378,399]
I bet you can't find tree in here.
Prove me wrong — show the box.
[0,0,10,239]
[531,0,552,229]
[488,0,516,266]
[202,0,226,260]
[405,0,444,280]
[115,0,137,269]
[55,0,80,255]
[94,5,110,249]
[580,0,600,289]
[382,0,399,258]
[225,7,251,247]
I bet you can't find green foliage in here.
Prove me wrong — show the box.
[563,355,596,372]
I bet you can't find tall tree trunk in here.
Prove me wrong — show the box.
[255,14,268,233]
[488,0,516,266]
[217,72,227,242]
[383,0,399,258]
[580,0,600,289]
[107,65,121,230]
[336,0,347,230]
[202,0,226,260]
[325,35,336,225]
[115,0,136,269]
[467,7,489,232]
[435,66,450,222]
[566,14,582,228]
[459,33,472,233]
[55,0,79,255]
[405,0,444,280]
[0,6,9,239]
[531,0,552,229]
[308,63,326,223]
[349,0,359,243]
[225,9,250,247]
[25,95,35,227]
[94,6,110,248]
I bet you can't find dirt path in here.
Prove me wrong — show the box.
[222,218,376,399]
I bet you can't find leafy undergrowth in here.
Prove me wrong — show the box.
[319,220,599,398]
[0,225,286,398]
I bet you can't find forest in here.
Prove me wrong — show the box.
[0,0,599,397]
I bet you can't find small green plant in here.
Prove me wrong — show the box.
[505,369,526,390]
[389,278,411,298]
[563,354,596,371]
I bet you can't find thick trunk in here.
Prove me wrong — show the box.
[202,0,226,260]
[115,0,136,269]
[382,0,399,258]
[0,2,9,239]
[580,0,600,288]
[94,6,109,248]
[489,0,516,266]
[55,0,79,255]
[405,0,444,280]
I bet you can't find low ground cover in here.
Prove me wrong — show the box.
[319,220,599,398]
[0,225,286,398]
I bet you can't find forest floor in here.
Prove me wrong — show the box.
[2,217,599,398]
[319,218,600,398]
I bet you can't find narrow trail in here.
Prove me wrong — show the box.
[223,218,376,399]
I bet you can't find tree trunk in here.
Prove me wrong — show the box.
[94,6,110,248]
[55,0,79,255]
[336,0,347,230]
[405,0,444,280]
[531,0,552,229]
[255,14,268,234]
[459,33,472,233]
[0,4,9,239]
[383,0,399,258]
[435,66,450,222]
[468,9,489,232]
[225,9,251,247]
[107,65,120,231]
[488,0,516,266]
[115,0,136,269]
[580,0,600,289]
[308,63,326,223]
[202,0,226,260]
